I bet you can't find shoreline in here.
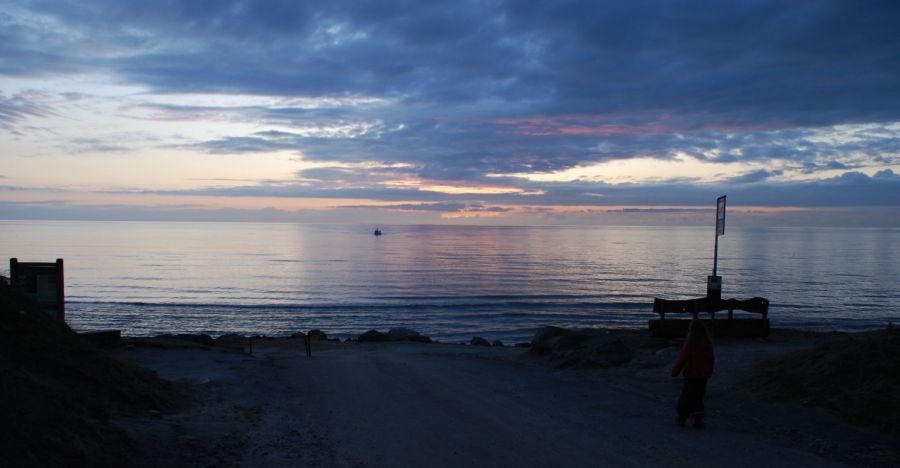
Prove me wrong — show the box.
[83,320,897,349]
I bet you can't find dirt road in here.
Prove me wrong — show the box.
[119,340,858,467]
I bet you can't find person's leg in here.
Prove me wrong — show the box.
[691,378,708,429]
[676,379,691,426]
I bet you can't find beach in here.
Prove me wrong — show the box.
[110,329,899,467]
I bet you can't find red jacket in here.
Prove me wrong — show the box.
[671,340,715,379]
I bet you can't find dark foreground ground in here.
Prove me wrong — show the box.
[2,279,898,467]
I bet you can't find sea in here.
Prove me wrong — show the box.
[2,221,898,343]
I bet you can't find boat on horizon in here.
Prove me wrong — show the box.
[373,227,382,236]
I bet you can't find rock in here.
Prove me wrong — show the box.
[344,337,354,342]
[530,327,635,368]
[530,326,574,354]
[557,333,590,349]
[387,327,424,341]
[492,340,504,347]
[164,333,215,346]
[582,339,632,367]
[470,336,490,346]
[290,331,307,340]
[308,329,328,340]
[356,328,432,343]
[357,330,389,342]
[514,342,532,348]
[215,333,248,346]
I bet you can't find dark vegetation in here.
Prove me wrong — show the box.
[748,327,900,435]
[0,280,177,467]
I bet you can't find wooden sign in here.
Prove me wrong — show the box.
[716,195,727,236]
[9,258,65,321]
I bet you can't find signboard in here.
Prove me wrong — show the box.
[9,258,65,321]
[716,195,727,236]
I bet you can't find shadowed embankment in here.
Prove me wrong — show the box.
[0,281,177,467]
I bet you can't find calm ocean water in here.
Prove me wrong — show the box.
[2,221,898,342]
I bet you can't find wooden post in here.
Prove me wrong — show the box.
[56,259,65,322]
[713,230,719,277]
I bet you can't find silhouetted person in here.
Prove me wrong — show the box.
[671,316,715,429]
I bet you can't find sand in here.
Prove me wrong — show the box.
[112,331,899,468]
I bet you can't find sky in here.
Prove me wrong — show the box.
[2,0,899,226]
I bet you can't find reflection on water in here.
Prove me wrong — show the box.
[2,221,898,341]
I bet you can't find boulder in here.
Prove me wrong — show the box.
[580,339,632,368]
[289,331,307,340]
[470,336,491,346]
[387,327,427,342]
[357,328,432,343]
[357,330,389,342]
[530,326,574,354]
[410,335,433,343]
[492,340,504,347]
[530,327,635,368]
[215,333,248,346]
[308,329,328,340]
[161,333,214,346]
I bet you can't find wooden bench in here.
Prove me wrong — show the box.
[649,296,770,337]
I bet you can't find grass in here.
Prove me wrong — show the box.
[747,327,900,434]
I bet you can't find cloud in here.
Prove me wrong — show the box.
[62,138,132,154]
[100,167,898,210]
[8,1,898,123]
[0,90,55,133]
[872,168,899,180]
[3,1,900,217]
[724,169,782,184]
[185,135,296,155]
[339,203,467,213]
[337,202,513,214]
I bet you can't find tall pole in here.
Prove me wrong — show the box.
[708,196,726,302]
[713,228,719,277]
